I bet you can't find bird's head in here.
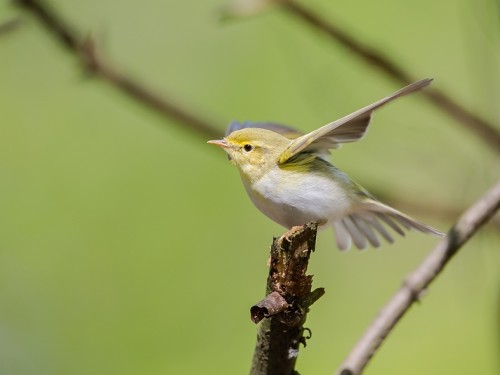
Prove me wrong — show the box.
[208,128,289,181]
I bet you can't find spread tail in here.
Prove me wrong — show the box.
[332,199,444,251]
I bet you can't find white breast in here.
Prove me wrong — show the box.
[241,166,353,228]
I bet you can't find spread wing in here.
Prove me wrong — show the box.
[278,79,433,165]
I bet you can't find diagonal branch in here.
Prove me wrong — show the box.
[13,0,221,139]
[335,180,500,375]
[280,0,500,154]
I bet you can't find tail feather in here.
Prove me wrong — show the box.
[343,216,367,249]
[352,214,380,248]
[332,199,444,251]
[366,216,394,244]
[333,220,351,250]
[376,213,406,235]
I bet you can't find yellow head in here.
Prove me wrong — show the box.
[208,128,290,181]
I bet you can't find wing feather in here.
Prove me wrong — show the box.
[278,79,433,164]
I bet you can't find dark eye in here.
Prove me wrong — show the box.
[243,144,254,152]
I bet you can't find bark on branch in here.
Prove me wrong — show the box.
[335,180,500,375]
[250,222,325,375]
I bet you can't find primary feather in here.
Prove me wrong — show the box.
[278,79,433,164]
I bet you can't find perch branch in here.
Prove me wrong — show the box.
[335,180,500,375]
[250,222,325,375]
[13,0,221,139]
[280,0,500,154]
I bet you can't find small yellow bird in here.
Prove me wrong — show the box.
[208,79,444,250]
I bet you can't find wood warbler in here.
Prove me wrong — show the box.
[208,79,443,250]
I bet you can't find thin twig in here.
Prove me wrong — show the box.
[335,180,500,375]
[280,0,500,154]
[13,0,221,139]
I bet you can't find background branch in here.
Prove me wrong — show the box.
[13,0,221,139]
[280,0,500,154]
[335,180,500,375]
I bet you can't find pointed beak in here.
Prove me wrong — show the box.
[207,139,230,148]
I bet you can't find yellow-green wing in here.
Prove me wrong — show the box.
[278,79,433,165]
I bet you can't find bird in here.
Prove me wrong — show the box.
[208,79,444,250]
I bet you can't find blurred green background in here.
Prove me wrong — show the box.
[1,0,499,374]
